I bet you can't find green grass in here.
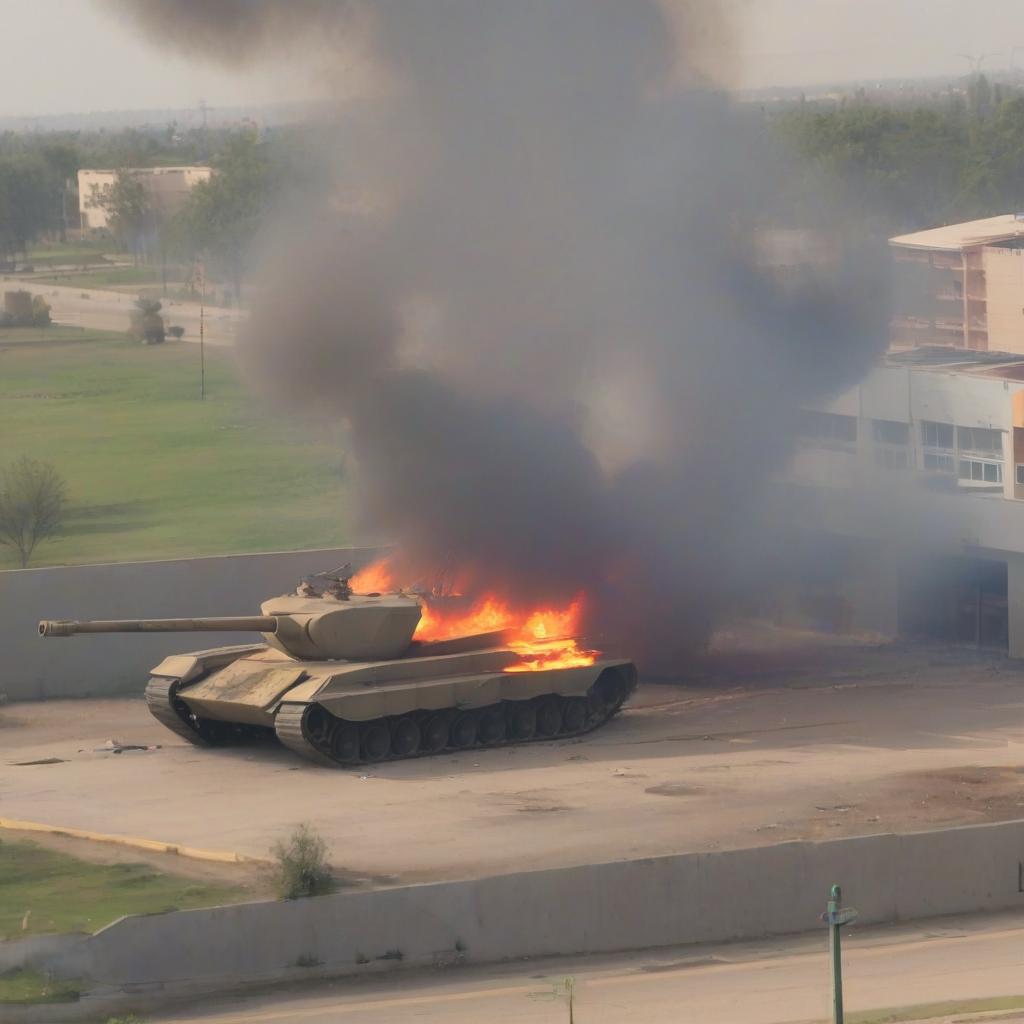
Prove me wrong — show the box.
[0,329,352,568]
[0,968,81,1005]
[28,266,165,289]
[0,839,246,939]
[24,239,124,268]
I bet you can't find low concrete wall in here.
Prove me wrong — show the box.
[23,819,1024,999]
[0,548,378,700]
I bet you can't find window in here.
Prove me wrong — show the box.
[872,419,909,445]
[923,451,956,473]
[798,411,857,448]
[958,459,1002,484]
[1017,464,1024,486]
[922,421,954,449]
[957,426,1003,455]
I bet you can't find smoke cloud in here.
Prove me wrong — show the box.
[109,0,887,669]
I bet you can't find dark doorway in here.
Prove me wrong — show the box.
[898,556,1008,650]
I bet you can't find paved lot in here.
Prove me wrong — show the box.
[152,910,1024,1023]
[34,282,243,345]
[5,629,1024,884]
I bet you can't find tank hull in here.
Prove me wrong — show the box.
[144,642,636,766]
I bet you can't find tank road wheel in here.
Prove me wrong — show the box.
[391,717,421,757]
[562,697,588,734]
[421,713,451,753]
[535,697,563,738]
[479,706,507,746]
[304,705,335,749]
[331,722,361,763]
[508,702,537,741]
[361,721,392,762]
[450,711,480,749]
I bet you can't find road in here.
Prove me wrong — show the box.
[152,911,1024,1023]
[5,633,1024,885]
[35,281,244,346]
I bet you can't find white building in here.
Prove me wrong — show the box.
[78,166,212,231]
[792,348,1024,655]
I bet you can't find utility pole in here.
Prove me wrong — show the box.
[195,258,206,400]
[824,884,858,1024]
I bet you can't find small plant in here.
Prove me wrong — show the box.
[30,295,50,326]
[129,296,165,344]
[454,938,466,953]
[377,949,404,962]
[355,951,370,965]
[167,325,185,340]
[294,953,321,968]
[270,824,335,900]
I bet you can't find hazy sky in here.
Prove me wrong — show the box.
[3,0,1024,118]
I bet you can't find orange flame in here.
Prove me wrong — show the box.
[349,559,599,672]
[417,595,598,673]
[350,560,396,594]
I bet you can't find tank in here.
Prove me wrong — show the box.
[39,571,636,767]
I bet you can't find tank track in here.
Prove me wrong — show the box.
[145,677,272,747]
[273,668,636,768]
[145,677,211,745]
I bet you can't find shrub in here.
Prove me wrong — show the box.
[0,456,67,567]
[271,824,335,900]
[31,295,50,327]
[167,325,185,340]
[129,296,165,344]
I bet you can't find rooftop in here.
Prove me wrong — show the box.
[890,214,1024,252]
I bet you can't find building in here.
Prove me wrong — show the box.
[78,166,212,231]
[890,214,1024,352]
[791,346,1024,655]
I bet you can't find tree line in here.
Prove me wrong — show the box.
[777,76,1024,235]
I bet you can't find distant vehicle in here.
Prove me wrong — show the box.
[39,569,635,766]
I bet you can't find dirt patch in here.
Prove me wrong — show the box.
[645,783,703,797]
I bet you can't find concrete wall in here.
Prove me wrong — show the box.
[0,548,378,701]
[18,819,1024,1002]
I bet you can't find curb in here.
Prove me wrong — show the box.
[0,817,265,865]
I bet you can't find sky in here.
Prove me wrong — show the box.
[3,0,1024,118]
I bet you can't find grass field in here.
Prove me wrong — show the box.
[0,838,247,939]
[0,968,81,1005]
[29,266,166,289]
[0,327,352,568]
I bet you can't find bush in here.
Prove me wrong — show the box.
[167,325,184,340]
[129,296,164,344]
[271,824,335,900]
[31,295,50,327]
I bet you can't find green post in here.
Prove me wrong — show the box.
[828,884,844,1023]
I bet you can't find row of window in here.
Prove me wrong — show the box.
[801,414,1005,458]
[801,412,1011,484]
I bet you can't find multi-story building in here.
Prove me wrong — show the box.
[791,347,1024,655]
[78,166,212,231]
[890,214,1024,352]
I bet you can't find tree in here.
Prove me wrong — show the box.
[179,132,281,304]
[0,155,56,260]
[0,457,67,568]
[87,169,154,263]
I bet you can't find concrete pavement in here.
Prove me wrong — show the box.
[33,281,243,346]
[151,911,1024,1023]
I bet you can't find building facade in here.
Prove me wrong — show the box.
[890,214,1024,353]
[792,350,1024,655]
[78,166,212,231]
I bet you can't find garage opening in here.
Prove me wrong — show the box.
[898,556,1008,650]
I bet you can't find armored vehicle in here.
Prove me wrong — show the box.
[39,571,635,767]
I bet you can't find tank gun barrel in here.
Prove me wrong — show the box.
[39,616,277,638]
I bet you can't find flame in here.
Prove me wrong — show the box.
[350,560,395,594]
[350,559,599,672]
[417,595,598,673]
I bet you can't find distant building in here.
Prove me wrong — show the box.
[890,214,1024,353]
[78,166,212,231]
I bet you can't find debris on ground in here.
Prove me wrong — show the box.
[10,757,65,766]
[94,739,161,754]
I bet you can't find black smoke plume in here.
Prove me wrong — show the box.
[109,0,887,669]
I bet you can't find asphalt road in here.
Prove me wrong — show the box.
[152,911,1024,1023]
[36,281,244,346]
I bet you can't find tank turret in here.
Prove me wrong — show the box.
[39,593,422,662]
